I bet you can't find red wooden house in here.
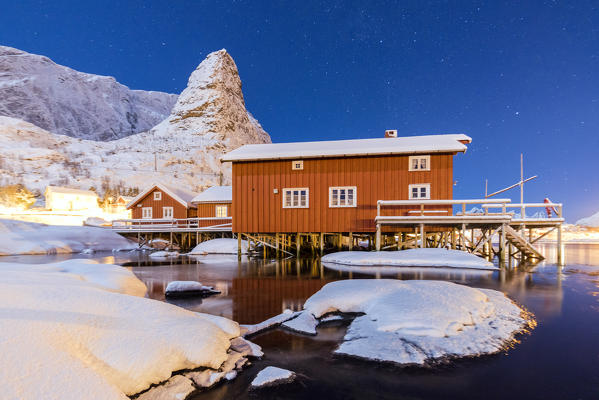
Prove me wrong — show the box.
[191,186,232,228]
[220,133,471,235]
[126,183,198,220]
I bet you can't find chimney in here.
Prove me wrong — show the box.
[385,129,397,138]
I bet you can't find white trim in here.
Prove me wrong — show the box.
[215,205,228,218]
[291,160,304,170]
[409,184,431,200]
[154,191,162,200]
[282,188,309,208]
[329,186,357,208]
[126,183,191,209]
[142,207,152,219]
[408,155,431,171]
[162,206,173,219]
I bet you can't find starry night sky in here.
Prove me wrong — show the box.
[1,1,598,222]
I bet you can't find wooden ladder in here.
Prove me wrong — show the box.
[503,225,545,260]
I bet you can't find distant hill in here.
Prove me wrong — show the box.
[576,211,599,228]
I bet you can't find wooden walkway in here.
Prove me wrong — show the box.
[375,198,564,265]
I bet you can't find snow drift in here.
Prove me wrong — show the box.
[299,279,530,365]
[0,219,137,255]
[321,249,497,270]
[0,259,242,399]
[189,238,248,254]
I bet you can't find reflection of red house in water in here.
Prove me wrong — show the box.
[232,276,331,324]
[126,183,198,220]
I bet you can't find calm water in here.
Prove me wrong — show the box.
[4,244,599,399]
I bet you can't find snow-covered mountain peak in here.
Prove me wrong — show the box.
[0,45,177,141]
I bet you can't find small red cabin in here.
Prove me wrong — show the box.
[221,133,471,234]
[191,186,232,228]
[127,183,198,220]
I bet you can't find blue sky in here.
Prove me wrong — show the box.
[1,0,598,221]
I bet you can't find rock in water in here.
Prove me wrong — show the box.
[250,367,296,389]
[0,45,177,140]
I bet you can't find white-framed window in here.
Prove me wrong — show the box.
[409,184,431,200]
[282,188,309,208]
[142,207,153,219]
[153,191,162,200]
[409,155,431,171]
[292,160,304,170]
[329,186,357,207]
[215,205,228,218]
[162,206,173,219]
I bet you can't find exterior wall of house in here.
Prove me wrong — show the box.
[46,192,99,211]
[195,203,232,228]
[129,186,190,219]
[231,153,455,233]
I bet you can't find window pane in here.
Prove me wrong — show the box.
[412,188,418,198]
[340,189,346,205]
[332,189,338,206]
[420,187,427,197]
[412,159,419,169]
[285,191,291,207]
[420,158,427,169]
[348,189,354,205]
[301,190,307,206]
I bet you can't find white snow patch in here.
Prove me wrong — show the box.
[282,311,319,335]
[0,259,240,399]
[189,238,248,255]
[149,250,180,259]
[0,219,137,256]
[321,249,497,270]
[241,309,300,337]
[136,375,195,400]
[250,366,296,389]
[165,281,204,293]
[303,280,529,365]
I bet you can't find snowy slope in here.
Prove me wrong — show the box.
[576,211,599,227]
[0,45,177,140]
[0,49,271,193]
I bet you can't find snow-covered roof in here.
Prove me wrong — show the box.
[220,134,472,162]
[126,183,198,209]
[45,186,98,198]
[191,186,232,204]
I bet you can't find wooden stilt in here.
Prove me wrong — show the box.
[237,234,242,261]
[420,223,425,248]
[349,232,353,251]
[320,233,324,255]
[375,224,381,251]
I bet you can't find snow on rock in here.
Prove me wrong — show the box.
[229,337,264,358]
[84,217,110,227]
[189,238,249,255]
[0,219,137,256]
[0,259,242,399]
[250,367,296,389]
[0,45,177,141]
[302,280,529,365]
[241,309,300,337]
[136,375,196,400]
[149,250,180,258]
[321,249,497,270]
[166,281,205,292]
[282,311,319,335]
[576,210,599,227]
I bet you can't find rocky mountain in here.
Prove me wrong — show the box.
[0,45,177,140]
[576,211,599,227]
[0,49,271,196]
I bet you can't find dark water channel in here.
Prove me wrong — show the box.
[4,243,599,399]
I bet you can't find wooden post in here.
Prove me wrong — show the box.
[337,233,343,251]
[320,233,324,255]
[557,223,563,266]
[275,233,280,258]
[420,223,425,248]
[296,233,301,258]
[375,224,381,251]
[237,234,242,261]
[349,232,353,251]
[499,224,506,266]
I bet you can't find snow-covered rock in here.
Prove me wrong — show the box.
[250,367,296,389]
[0,218,137,255]
[0,49,270,195]
[229,337,264,358]
[321,249,497,270]
[302,280,529,365]
[0,259,241,399]
[0,45,177,141]
[241,309,300,337]
[189,238,249,254]
[136,375,196,400]
[576,210,599,227]
[149,250,180,259]
[165,281,219,297]
[282,311,319,335]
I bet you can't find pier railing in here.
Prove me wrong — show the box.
[110,217,232,232]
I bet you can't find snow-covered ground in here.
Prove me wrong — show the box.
[321,249,497,270]
[189,238,248,254]
[293,279,529,365]
[0,219,137,256]
[0,259,246,399]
